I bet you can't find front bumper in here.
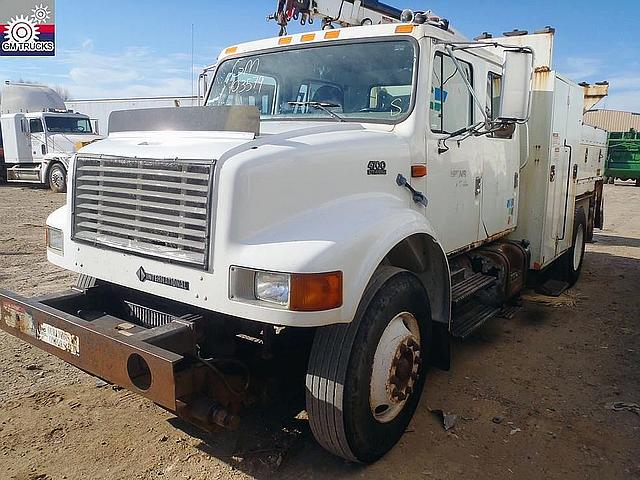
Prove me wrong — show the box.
[0,286,240,430]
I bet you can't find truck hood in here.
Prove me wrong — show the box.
[79,121,389,160]
[50,133,104,154]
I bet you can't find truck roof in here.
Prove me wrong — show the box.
[217,22,475,62]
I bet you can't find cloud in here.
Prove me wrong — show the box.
[49,45,212,99]
[603,89,640,113]
[1,40,219,100]
[559,56,604,81]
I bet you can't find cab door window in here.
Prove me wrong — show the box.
[430,52,473,134]
[486,72,502,120]
[29,118,44,133]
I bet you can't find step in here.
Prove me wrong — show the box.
[451,272,496,304]
[451,302,501,339]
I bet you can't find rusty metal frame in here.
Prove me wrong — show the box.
[0,288,194,411]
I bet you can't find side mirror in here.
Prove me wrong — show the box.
[499,49,533,122]
[20,118,29,135]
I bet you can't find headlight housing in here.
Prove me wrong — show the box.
[230,267,342,311]
[46,226,64,253]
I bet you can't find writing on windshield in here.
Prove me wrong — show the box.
[207,39,416,123]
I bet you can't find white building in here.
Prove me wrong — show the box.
[65,96,198,135]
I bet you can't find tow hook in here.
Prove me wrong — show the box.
[396,174,428,208]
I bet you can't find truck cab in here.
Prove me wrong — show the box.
[0,83,102,192]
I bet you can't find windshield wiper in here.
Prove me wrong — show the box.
[287,101,345,122]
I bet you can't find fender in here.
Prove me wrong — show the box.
[225,194,451,327]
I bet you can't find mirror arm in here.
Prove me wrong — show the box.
[444,45,490,126]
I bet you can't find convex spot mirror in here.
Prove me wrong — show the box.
[499,49,533,122]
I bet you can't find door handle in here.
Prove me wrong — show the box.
[475,176,482,196]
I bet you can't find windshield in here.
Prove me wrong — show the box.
[45,116,93,134]
[207,39,417,123]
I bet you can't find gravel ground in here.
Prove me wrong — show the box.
[0,183,638,480]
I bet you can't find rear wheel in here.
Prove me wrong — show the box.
[48,163,67,193]
[560,207,587,286]
[305,268,431,462]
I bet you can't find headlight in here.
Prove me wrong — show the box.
[231,267,343,311]
[255,271,290,306]
[46,226,64,253]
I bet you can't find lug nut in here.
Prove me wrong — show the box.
[396,391,407,401]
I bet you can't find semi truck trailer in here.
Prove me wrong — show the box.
[0,12,605,462]
[0,82,102,192]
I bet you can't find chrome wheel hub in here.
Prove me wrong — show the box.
[51,169,64,189]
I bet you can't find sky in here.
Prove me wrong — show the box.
[0,0,638,111]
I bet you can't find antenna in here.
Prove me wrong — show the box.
[191,23,195,101]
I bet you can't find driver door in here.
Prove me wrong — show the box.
[29,118,47,162]
[425,51,483,254]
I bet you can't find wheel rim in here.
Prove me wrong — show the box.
[573,224,585,271]
[50,168,64,190]
[369,312,421,424]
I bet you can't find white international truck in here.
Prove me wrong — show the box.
[0,82,102,192]
[0,8,605,463]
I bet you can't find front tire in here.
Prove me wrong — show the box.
[48,163,67,193]
[306,268,431,462]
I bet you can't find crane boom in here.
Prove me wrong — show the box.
[269,1,452,36]
[311,0,402,26]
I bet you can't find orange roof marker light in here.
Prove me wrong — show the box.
[224,46,238,55]
[301,33,316,42]
[324,30,340,40]
[395,24,415,34]
[278,36,293,45]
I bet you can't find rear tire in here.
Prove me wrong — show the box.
[560,207,587,286]
[48,163,67,193]
[635,179,640,187]
[306,268,431,463]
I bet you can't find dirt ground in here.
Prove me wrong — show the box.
[0,183,638,480]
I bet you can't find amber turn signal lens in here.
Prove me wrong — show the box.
[290,272,343,312]
[395,25,415,33]
[411,165,427,177]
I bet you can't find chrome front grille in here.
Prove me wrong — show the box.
[72,155,214,268]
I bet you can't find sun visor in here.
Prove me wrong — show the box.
[108,106,260,136]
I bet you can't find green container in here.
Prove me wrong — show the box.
[606,131,640,185]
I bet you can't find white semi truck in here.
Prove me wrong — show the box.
[0,9,605,463]
[0,82,102,192]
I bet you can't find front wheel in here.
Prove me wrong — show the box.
[48,163,67,193]
[305,268,431,462]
